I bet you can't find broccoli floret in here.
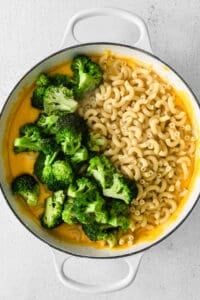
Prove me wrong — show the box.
[62,197,77,225]
[106,199,130,230]
[36,112,59,135]
[103,173,138,205]
[50,160,74,191]
[31,73,50,109]
[36,111,72,136]
[56,128,81,155]
[72,191,108,224]
[14,122,60,156]
[87,155,115,189]
[49,74,74,88]
[43,86,78,114]
[87,133,107,152]
[31,73,75,110]
[86,195,108,224]
[55,113,87,155]
[87,155,138,204]
[41,190,65,229]
[34,153,73,191]
[34,152,54,185]
[68,177,108,224]
[56,113,88,135]
[40,138,60,156]
[67,177,97,198]
[34,139,59,185]
[70,146,88,164]
[82,223,117,247]
[11,174,39,206]
[67,177,130,229]
[36,73,50,87]
[71,54,103,99]
[31,87,46,109]
[13,123,43,153]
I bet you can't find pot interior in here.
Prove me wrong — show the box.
[0,43,200,258]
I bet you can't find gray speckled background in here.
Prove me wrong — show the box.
[0,1,200,299]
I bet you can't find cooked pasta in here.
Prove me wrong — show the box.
[78,51,197,246]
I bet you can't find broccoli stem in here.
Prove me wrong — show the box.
[41,190,65,229]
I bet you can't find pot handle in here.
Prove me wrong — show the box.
[60,7,152,53]
[51,248,144,293]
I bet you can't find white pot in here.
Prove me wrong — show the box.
[0,7,200,293]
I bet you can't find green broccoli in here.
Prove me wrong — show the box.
[82,223,117,247]
[106,199,130,230]
[49,73,74,88]
[103,173,138,205]
[67,177,98,198]
[50,160,74,190]
[13,123,43,153]
[70,146,88,164]
[72,191,108,224]
[11,174,40,206]
[34,152,54,185]
[62,197,77,225]
[87,133,107,152]
[56,128,81,155]
[31,86,46,109]
[67,177,108,224]
[36,112,60,135]
[87,155,115,189]
[13,122,60,155]
[40,138,60,156]
[55,113,87,155]
[87,155,138,204]
[31,73,50,109]
[68,179,130,229]
[33,139,60,186]
[41,190,65,229]
[34,153,73,191]
[36,73,50,87]
[56,112,88,136]
[85,194,108,224]
[55,128,81,156]
[71,54,103,99]
[43,86,78,114]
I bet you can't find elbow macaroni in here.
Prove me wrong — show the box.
[78,51,196,247]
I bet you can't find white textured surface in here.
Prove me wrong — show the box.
[0,1,200,299]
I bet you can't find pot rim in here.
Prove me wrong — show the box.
[1,42,200,259]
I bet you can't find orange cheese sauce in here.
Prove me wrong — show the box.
[3,56,200,250]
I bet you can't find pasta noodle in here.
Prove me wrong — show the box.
[78,51,196,247]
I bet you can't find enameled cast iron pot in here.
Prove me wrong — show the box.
[0,8,200,293]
